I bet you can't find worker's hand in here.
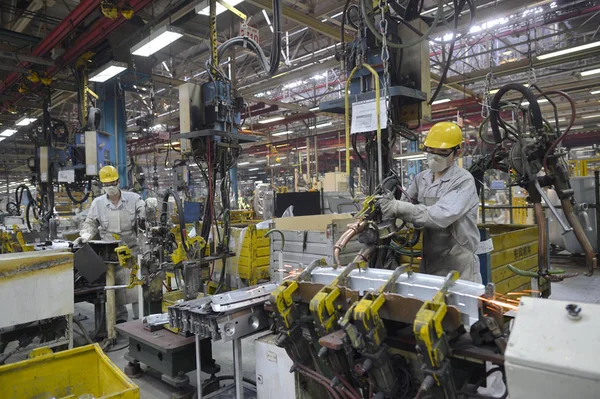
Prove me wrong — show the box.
[73,231,92,246]
[145,198,158,210]
[378,194,415,221]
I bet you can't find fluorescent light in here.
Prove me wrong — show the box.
[89,61,128,82]
[0,129,17,137]
[431,98,451,105]
[582,114,600,119]
[272,130,292,136]
[521,99,548,106]
[197,0,243,15]
[591,90,600,95]
[131,25,184,57]
[309,106,319,112]
[15,116,36,126]
[489,88,499,95]
[570,125,584,129]
[238,161,250,165]
[0,137,6,142]
[258,116,284,124]
[297,146,307,150]
[262,10,274,33]
[249,167,259,171]
[309,122,332,129]
[255,159,267,163]
[330,11,343,18]
[581,68,600,77]
[394,152,427,161]
[538,41,600,60]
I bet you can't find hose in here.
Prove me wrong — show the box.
[161,188,188,252]
[489,84,544,144]
[429,0,459,105]
[361,0,442,49]
[293,363,345,399]
[209,0,281,77]
[264,228,285,251]
[66,179,92,205]
[73,318,95,345]
[538,90,576,171]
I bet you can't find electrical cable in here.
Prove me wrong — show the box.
[429,0,459,105]
[208,0,281,78]
[161,188,188,252]
[489,84,544,144]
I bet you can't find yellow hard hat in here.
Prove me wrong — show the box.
[424,122,463,149]
[99,165,119,183]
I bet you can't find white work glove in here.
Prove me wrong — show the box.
[378,194,415,222]
[73,231,92,246]
[145,198,158,210]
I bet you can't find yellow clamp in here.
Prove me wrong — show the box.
[413,271,459,369]
[171,235,207,264]
[271,280,299,330]
[115,245,143,288]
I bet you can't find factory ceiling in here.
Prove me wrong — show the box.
[1,0,600,184]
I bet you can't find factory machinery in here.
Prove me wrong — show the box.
[166,75,600,398]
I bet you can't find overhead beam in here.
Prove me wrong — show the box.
[247,96,310,113]
[431,73,480,99]
[239,58,339,96]
[246,0,342,41]
[0,51,54,66]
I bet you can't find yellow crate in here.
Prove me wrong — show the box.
[481,224,540,296]
[0,344,139,399]
[237,225,271,284]
[162,290,184,313]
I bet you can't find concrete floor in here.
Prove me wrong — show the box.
[68,254,600,399]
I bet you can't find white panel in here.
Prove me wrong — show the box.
[0,252,74,329]
[505,297,600,398]
[256,334,297,399]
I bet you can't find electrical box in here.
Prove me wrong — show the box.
[255,334,297,399]
[173,164,189,191]
[84,130,112,176]
[505,297,600,398]
[39,146,49,183]
[322,172,349,192]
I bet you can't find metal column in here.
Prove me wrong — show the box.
[233,338,243,399]
[99,81,127,187]
[196,334,203,399]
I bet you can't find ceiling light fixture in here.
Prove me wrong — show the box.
[309,106,319,112]
[591,90,600,95]
[131,25,184,57]
[272,130,292,136]
[581,68,600,77]
[89,61,128,82]
[308,122,332,129]
[258,116,285,124]
[196,0,243,15]
[0,129,17,137]
[15,116,36,126]
[582,114,600,119]
[262,10,274,33]
[238,161,250,165]
[538,41,600,60]
[431,98,451,105]
[249,167,259,171]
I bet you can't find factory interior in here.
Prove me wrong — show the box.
[1,0,600,397]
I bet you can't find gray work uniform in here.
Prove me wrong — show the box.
[81,190,145,321]
[406,163,482,283]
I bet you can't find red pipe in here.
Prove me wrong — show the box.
[0,0,102,93]
[49,0,155,75]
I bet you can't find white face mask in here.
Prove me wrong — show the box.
[104,186,120,196]
[427,153,452,173]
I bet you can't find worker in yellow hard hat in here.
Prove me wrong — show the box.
[75,165,155,321]
[378,122,481,283]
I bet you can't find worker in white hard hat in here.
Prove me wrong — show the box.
[378,122,482,283]
[74,165,154,322]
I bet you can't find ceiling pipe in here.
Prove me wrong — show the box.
[0,0,103,93]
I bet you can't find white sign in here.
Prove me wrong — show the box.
[476,238,494,255]
[239,23,259,43]
[58,169,75,183]
[351,99,388,134]
[86,164,97,176]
